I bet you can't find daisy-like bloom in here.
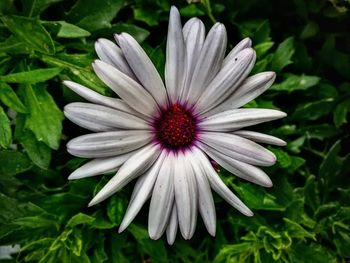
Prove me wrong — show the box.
[64,6,286,244]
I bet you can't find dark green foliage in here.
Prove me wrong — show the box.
[0,0,349,262]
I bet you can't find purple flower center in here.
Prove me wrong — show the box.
[154,104,197,150]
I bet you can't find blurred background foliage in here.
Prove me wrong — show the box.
[0,0,349,262]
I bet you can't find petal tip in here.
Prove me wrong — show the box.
[208,227,216,237]
[264,71,276,80]
[118,225,126,233]
[68,173,79,180]
[95,38,102,45]
[88,199,97,207]
[216,23,225,31]
[113,33,121,44]
[244,209,254,217]
[167,239,175,246]
[243,37,252,48]
[263,178,273,188]
[280,140,287,146]
[88,194,103,207]
[149,231,160,240]
[62,80,72,87]
[170,5,179,13]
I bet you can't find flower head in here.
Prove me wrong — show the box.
[64,6,286,244]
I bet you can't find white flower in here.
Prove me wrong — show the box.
[64,6,286,244]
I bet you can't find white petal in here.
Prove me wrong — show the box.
[174,153,192,239]
[88,144,161,206]
[195,48,256,114]
[229,71,276,109]
[184,23,227,105]
[118,152,166,233]
[185,153,198,239]
[68,152,134,180]
[63,81,126,110]
[207,72,276,116]
[149,153,175,240]
[191,147,253,216]
[92,60,159,117]
[223,38,252,67]
[233,130,286,146]
[67,130,152,158]
[63,80,144,119]
[199,143,273,187]
[180,18,205,102]
[189,149,216,236]
[64,102,149,130]
[182,17,196,37]
[64,110,114,132]
[115,33,167,106]
[165,6,186,103]
[94,38,137,80]
[199,132,276,166]
[166,205,178,245]
[200,108,287,132]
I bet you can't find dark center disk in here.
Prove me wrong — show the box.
[154,104,197,150]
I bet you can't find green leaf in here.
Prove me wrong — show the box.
[90,211,114,229]
[271,74,320,92]
[110,234,129,263]
[13,215,59,230]
[317,83,338,99]
[37,192,88,220]
[19,84,63,150]
[98,23,150,43]
[0,150,32,175]
[1,15,55,54]
[66,213,95,228]
[270,148,292,168]
[292,98,334,121]
[22,238,55,262]
[252,20,271,44]
[0,0,15,14]
[128,225,168,261]
[107,196,126,225]
[16,129,51,169]
[56,21,91,38]
[283,218,315,240]
[334,230,350,258]
[133,8,161,26]
[254,41,274,57]
[270,37,295,72]
[0,106,12,148]
[22,0,63,17]
[0,83,27,113]
[288,156,306,173]
[214,242,255,263]
[66,0,125,32]
[333,98,350,127]
[179,5,206,17]
[232,183,286,211]
[269,148,306,173]
[300,21,319,39]
[0,68,62,84]
[144,44,165,79]
[299,124,339,140]
[91,235,108,263]
[0,36,32,54]
[15,114,51,169]
[319,140,343,191]
[40,54,109,95]
[290,243,338,263]
[287,136,305,154]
